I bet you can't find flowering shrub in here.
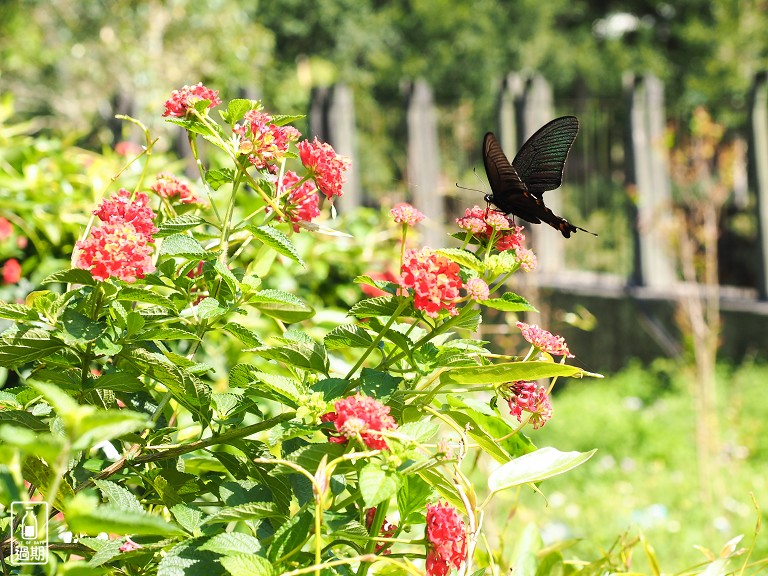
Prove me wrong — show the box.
[0,86,600,574]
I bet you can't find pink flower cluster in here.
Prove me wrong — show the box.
[399,248,462,318]
[507,381,553,429]
[426,502,467,576]
[151,173,200,204]
[298,138,350,200]
[162,83,221,118]
[2,259,21,284]
[236,110,301,171]
[456,205,525,252]
[279,170,320,232]
[516,321,574,358]
[321,394,397,451]
[465,277,489,301]
[390,202,425,226]
[75,189,158,283]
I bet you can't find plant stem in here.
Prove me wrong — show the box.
[344,299,410,381]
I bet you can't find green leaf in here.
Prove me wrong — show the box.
[160,234,210,258]
[280,442,347,475]
[203,502,282,524]
[66,494,185,536]
[61,309,107,343]
[171,503,205,535]
[398,420,439,444]
[121,347,211,420]
[0,303,38,321]
[270,113,304,126]
[349,297,404,319]
[94,479,144,513]
[136,326,200,341]
[0,425,63,462]
[311,377,350,401]
[0,328,65,368]
[87,371,144,392]
[221,98,257,124]
[267,510,312,562]
[360,368,401,401]
[199,532,263,555]
[436,248,484,272]
[397,475,433,523]
[254,341,329,375]
[417,468,464,509]
[155,214,207,238]
[220,554,274,576]
[441,361,590,386]
[230,364,302,406]
[444,410,510,464]
[116,287,178,311]
[251,289,315,323]
[71,408,151,450]
[206,168,236,191]
[359,463,402,508]
[222,323,263,348]
[483,292,538,312]
[324,324,374,350]
[42,268,98,286]
[247,225,305,267]
[157,539,221,576]
[488,447,597,493]
[196,297,228,320]
[0,410,48,432]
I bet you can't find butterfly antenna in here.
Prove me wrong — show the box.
[455,182,485,194]
[577,226,598,237]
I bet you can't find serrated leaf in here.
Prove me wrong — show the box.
[155,215,207,238]
[436,248,484,272]
[199,532,262,555]
[136,326,200,341]
[66,498,185,536]
[270,113,304,126]
[116,287,178,311]
[0,328,64,368]
[441,361,589,386]
[222,323,263,348]
[324,324,373,350]
[250,289,314,323]
[0,303,38,321]
[360,368,401,401]
[221,98,257,124]
[398,420,439,444]
[311,377,349,400]
[171,503,205,535]
[488,447,597,493]
[359,463,402,508]
[157,539,221,576]
[196,297,228,319]
[94,479,144,513]
[220,553,274,576]
[247,225,305,267]
[254,341,329,375]
[42,268,98,286]
[267,511,312,562]
[203,502,282,524]
[279,442,347,475]
[230,364,302,406]
[206,168,236,190]
[483,292,538,312]
[61,309,107,343]
[349,297,404,319]
[159,234,210,258]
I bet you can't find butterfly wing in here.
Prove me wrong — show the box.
[483,131,592,236]
[512,116,579,198]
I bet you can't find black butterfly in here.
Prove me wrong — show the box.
[483,116,595,238]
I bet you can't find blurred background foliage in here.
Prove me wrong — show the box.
[1,0,768,572]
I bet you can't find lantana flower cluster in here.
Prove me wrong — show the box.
[75,189,158,282]
[517,321,574,358]
[425,501,468,576]
[390,202,426,226]
[151,173,201,204]
[162,83,221,118]
[278,170,320,232]
[298,137,351,200]
[235,110,301,171]
[399,248,463,318]
[322,394,397,450]
[505,381,553,429]
[457,205,525,251]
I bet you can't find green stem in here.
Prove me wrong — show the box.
[344,299,410,381]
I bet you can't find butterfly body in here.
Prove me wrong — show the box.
[483,116,595,238]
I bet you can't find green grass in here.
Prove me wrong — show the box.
[482,360,768,573]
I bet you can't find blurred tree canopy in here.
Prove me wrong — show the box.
[0,0,766,155]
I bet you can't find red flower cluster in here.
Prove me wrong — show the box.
[399,248,462,318]
[151,173,200,204]
[162,83,221,118]
[390,202,425,226]
[516,321,574,358]
[456,205,525,252]
[236,110,301,171]
[0,218,12,240]
[75,190,157,283]
[2,259,21,284]
[425,502,467,576]
[507,381,553,429]
[298,138,350,200]
[365,507,397,554]
[321,394,397,450]
[279,170,320,232]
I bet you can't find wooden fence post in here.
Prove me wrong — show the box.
[406,79,444,247]
[624,73,676,290]
[327,84,362,211]
[749,71,768,300]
